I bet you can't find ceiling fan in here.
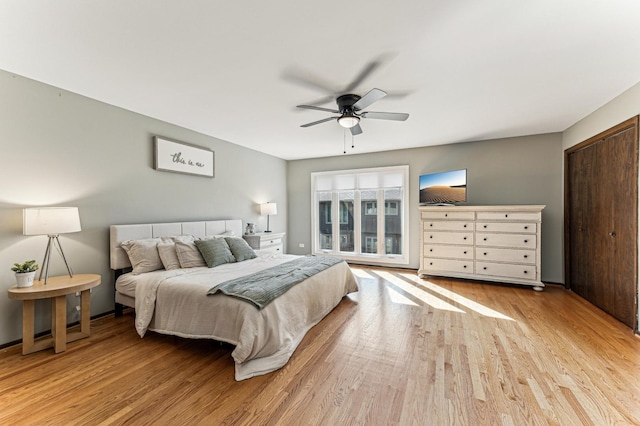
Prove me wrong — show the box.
[297,88,409,136]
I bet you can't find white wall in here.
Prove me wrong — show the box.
[0,70,287,346]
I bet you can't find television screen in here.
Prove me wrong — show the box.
[419,169,467,205]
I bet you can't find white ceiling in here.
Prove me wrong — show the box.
[2,1,640,160]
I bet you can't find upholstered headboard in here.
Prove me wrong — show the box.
[110,219,243,270]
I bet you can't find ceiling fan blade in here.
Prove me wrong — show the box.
[282,67,339,94]
[343,62,383,93]
[361,111,409,121]
[353,88,387,111]
[297,105,340,113]
[300,117,337,127]
[343,52,396,92]
[350,124,363,135]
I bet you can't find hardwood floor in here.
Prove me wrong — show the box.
[2,265,640,425]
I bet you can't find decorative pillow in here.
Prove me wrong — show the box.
[120,238,163,275]
[157,242,181,270]
[195,238,236,268]
[175,241,207,268]
[225,237,257,262]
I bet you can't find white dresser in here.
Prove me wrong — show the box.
[419,205,545,290]
[242,232,285,255]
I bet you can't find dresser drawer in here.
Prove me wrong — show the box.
[475,247,536,264]
[475,261,537,281]
[256,245,282,256]
[476,211,541,221]
[423,221,474,232]
[421,211,475,220]
[423,258,473,274]
[476,222,536,234]
[423,231,474,245]
[260,237,283,249]
[476,233,536,249]
[424,244,473,260]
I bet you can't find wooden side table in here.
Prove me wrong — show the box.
[7,274,101,355]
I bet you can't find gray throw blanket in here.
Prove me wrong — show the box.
[207,256,343,309]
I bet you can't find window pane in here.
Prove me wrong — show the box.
[384,188,402,255]
[318,192,332,250]
[360,190,377,253]
[339,192,354,252]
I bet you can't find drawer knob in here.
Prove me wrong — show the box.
[429,262,433,265]
[463,251,467,254]
[463,265,467,268]
[484,252,487,256]
[524,239,529,243]
[505,214,508,218]
[483,237,487,241]
[483,225,487,228]
[430,235,433,239]
[463,237,467,240]
[430,223,433,227]
[524,226,528,230]
[463,224,467,228]
[524,254,528,258]
[524,270,528,274]
[483,267,487,270]
[445,213,448,217]
[429,249,433,252]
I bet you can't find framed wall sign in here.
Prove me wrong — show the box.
[153,136,215,178]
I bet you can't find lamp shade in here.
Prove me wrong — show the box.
[23,207,82,236]
[260,202,277,216]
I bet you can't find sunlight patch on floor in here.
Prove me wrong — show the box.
[350,268,377,279]
[400,273,514,321]
[387,287,419,306]
[376,271,465,313]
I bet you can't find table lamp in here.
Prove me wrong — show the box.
[260,202,277,233]
[23,207,81,284]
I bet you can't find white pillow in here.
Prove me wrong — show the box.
[120,238,163,274]
[157,242,181,270]
[175,241,207,268]
[200,230,235,240]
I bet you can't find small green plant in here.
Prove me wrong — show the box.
[11,260,39,273]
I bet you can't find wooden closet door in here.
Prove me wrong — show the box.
[565,117,638,329]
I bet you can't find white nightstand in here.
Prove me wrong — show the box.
[243,232,285,255]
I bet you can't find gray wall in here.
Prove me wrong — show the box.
[287,133,563,283]
[0,70,287,346]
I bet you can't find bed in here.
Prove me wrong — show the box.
[110,219,358,380]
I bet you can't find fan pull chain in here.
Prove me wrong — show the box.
[343,129,347,154]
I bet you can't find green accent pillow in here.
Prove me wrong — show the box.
[195,238,236,268]
[225,237,258,262]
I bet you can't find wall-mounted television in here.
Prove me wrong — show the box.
[419,169,467,205]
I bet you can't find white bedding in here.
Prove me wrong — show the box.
[115,254,358,380]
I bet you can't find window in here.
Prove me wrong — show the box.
[311,165,409,265]
[365,202,377,215]
[385,201,398,215]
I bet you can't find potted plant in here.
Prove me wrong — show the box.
[11,260,39,288]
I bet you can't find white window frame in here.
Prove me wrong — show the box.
[311,165,409,265]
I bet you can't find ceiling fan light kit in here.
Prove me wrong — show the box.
[338,114,359,129]
[297,88,409,136]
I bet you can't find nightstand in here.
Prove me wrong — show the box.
[7,274,101,355]
[243,232,285,255]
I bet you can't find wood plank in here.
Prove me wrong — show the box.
[1,266,640,424]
